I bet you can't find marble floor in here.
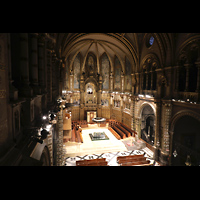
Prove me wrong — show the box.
[63,124,127,157]
[63,124,159,166]
[64,148,159,166]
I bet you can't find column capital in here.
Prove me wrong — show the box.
[184,63,192,68]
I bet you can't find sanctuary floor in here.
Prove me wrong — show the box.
[63,124,159,166]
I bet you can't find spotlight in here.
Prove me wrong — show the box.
[42,116,47,120]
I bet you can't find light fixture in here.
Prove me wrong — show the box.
[138,94,144,98]
[185,155,191,166]
[46,124,51,132]
[173,149,178,157]
[145,94,152,98]
[42,116,47,120]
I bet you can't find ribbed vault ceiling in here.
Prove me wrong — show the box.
[59,33,138,73]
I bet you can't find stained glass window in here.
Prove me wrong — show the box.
[149,36,154,46]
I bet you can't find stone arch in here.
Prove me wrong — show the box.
[169,110,200,166]
[140,53,160,70]
[138,103,156,145]
[169,110,200,133]
[138,102,156,119]
[136,102,156,142]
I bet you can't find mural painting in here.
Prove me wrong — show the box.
[74,53,80,89]
[101,53,109,90]
[114,56,121,90]
[125,57,132,91]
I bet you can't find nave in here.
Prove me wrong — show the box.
[63,124,160,166]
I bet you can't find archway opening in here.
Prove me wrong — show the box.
[140,104,155,146]
[171,115,200,166]
[85,82,97,105]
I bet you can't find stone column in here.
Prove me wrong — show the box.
[153,98,161,162]
[19,33,33,97]
[121,73,124,92]
[175,65,180,91]
[46,49,52,104]
[80,74,84,120]
[145,72,148,91]
[130,96,135,131]
[150,71,153,90]
[195,62,200,92]
[38,34,46,93]
[97,75,102,117]
[120,94,124,123]
[56,109,64,166]
[154,98,161,149]
[184,63,191,92]
[110,72,113,92]
[30,33,40,95]
[70,69,73,92]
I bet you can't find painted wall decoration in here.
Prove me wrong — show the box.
[114,56,121,90]
[85,82,97,104]
[101,53,109,90]
[101,99,109,106]
[114,100,120,108]
[125,57,132,91]
[74,53,80,89]
[87,54,97,76]
[65,59,69,89]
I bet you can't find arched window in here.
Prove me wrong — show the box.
[73,53,81,89]
[125,57,132,91]
[101,53,110,90]
[114,56,121,91]
[149,36,154,46]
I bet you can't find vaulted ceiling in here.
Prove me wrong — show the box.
[56,33,139,72]
[54,33,200,72]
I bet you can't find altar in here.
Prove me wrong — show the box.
[89,131,109,141]
[87,111,97,123]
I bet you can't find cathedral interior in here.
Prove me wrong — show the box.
[1,33,200,166]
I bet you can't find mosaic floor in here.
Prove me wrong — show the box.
[64,148,160,166]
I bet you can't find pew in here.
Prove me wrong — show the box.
[75,128,82,143]
[115,124,131,137]
[120,123,137,137]
[78,129,83,143]
[71,128,76,142]
[117,154,145,162]
[108,127,121,140]
[112,125,126,139]
[79,120,88,128]
[121,160,151,166]
[76,158,108,166]
[116,154,151,166]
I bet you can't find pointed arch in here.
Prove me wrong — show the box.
[100,52,110,90]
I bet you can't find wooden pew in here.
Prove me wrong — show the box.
[117,154,145,162]
[120,123,137,137]
[79,120,88,128]
[108,127,121,140]
[115,124,131,137]
[76,158,107,166]
[112,125,126,139]
[75,128,82,143]
[71,128,76,142]
[116,154,151,166]
[118,157,146,164]
[121,160,151,166]
[78,129,83,143]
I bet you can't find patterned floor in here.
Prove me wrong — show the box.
[64,148,159,166]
